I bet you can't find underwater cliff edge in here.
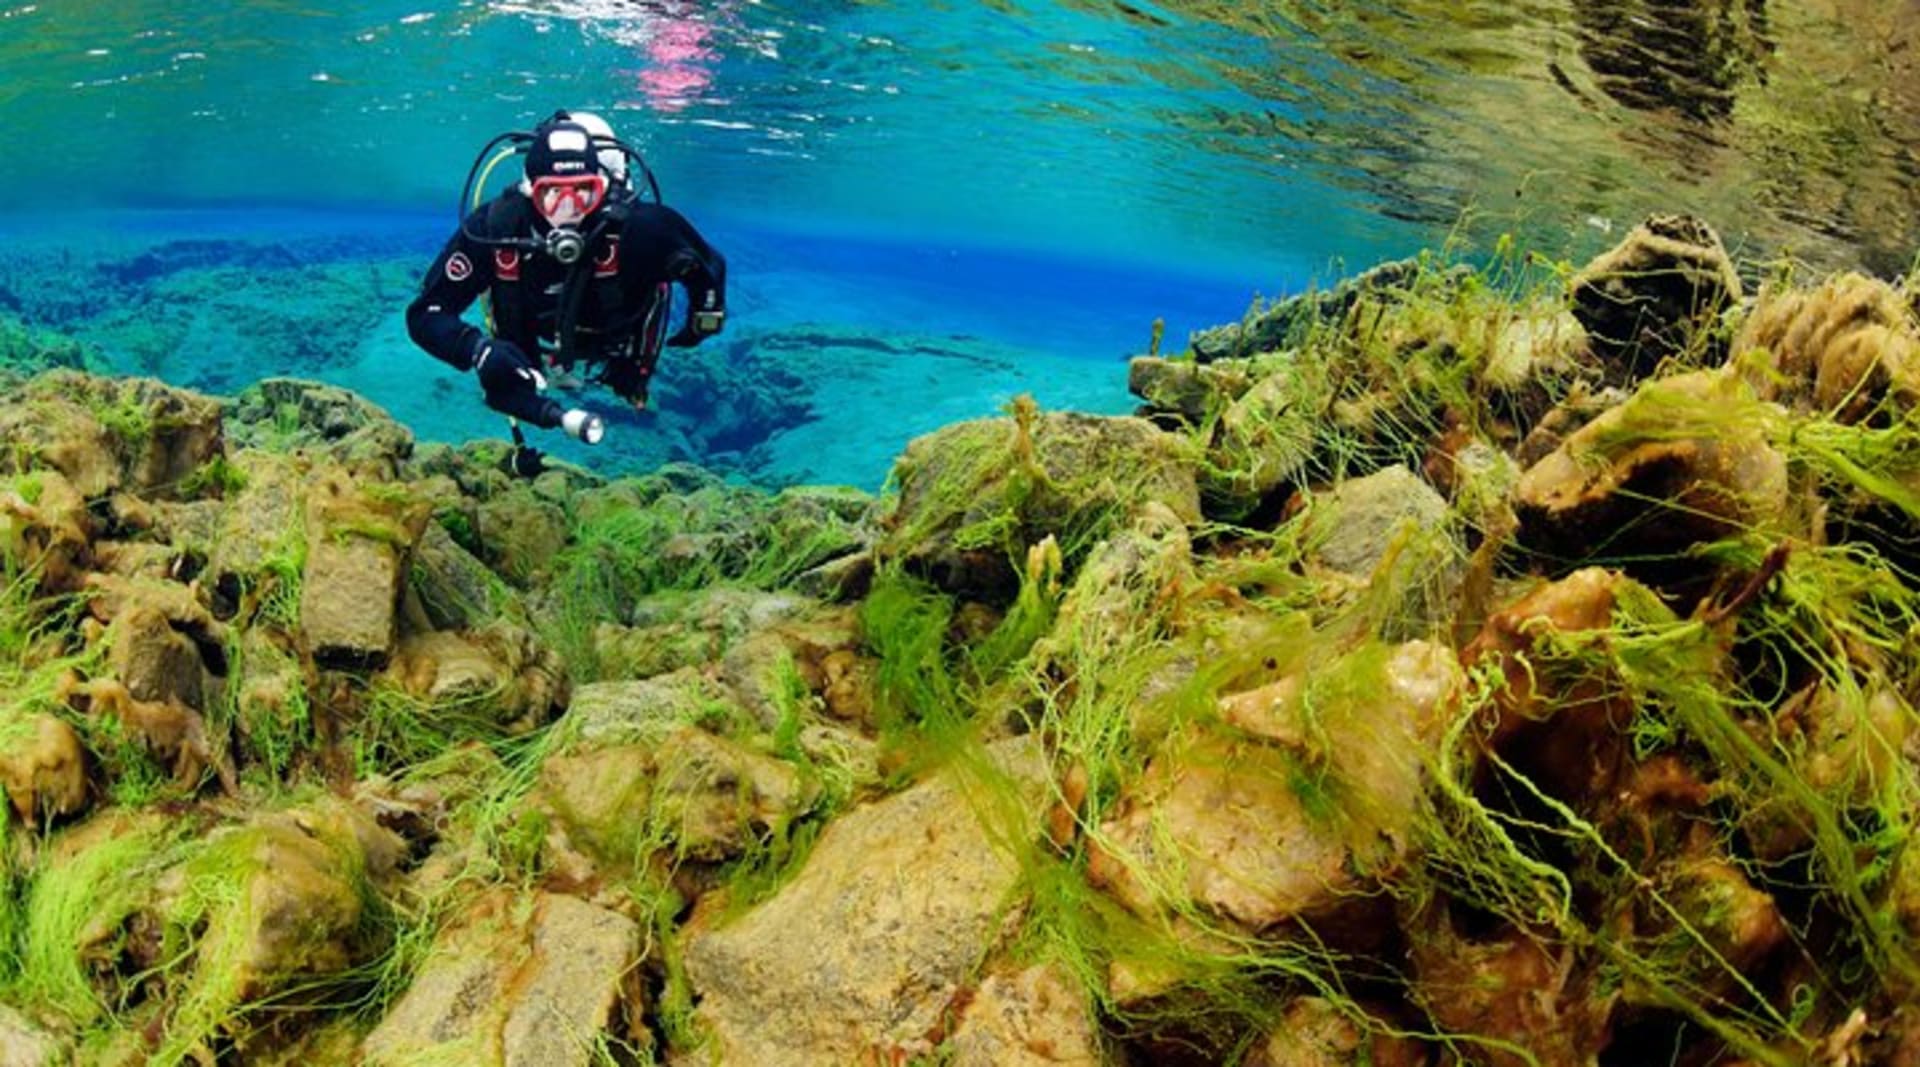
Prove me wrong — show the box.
[3,214,1920,1065]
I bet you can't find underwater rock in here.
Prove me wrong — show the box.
[1028,501,1193,690]
[1405,913,1612,1067]
[475,486,568,589]
[1617,855,1787,1012]
[542,726,813,878]
[103,601,208,710]
[9,372,225,501]
[404,518,512,632]
[1302,464,1460,638]
[681,736,1048,1066]
[0,1004,71,1067]
[0,469,91,592]
[203,451,306,611]
[715,604,861,729]
[1243,996,1429,1067]
[1097,640,1459,937]
[1462,567,1644,807]
[228,627,307,773]
[1733,271,1920,422]
[1207,368,1317,514]
[1513,369,1787,586]
[882,407,1200,602]
[1188,258,1468,363]
[226,378,414,477]
[1568,214,1742,381]
[58,675,230,794]
[0,385,122,501]
[565,669,749,748]
[946,961,1106,1067]
[0,712,88,823]
[1126,354,1262,424]
[149,798,403,1039]
[1513,381,1630,469]
[361,889,642,1067]
[297,468,430,669]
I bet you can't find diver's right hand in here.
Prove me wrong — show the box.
[474,339,545,394]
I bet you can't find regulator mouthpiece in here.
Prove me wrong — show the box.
[561,408,605,446]
[547,227,586,264]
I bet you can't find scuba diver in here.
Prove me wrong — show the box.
[407,109,728,475]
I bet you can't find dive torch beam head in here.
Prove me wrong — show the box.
[562,408,605,445]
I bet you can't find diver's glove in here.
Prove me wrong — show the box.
[475,340,562,428]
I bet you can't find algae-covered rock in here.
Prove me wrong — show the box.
[476,486,568,588]
[681,737,1048,1066]
[1126,354,1262,423]
[1094,640,1458,937]
[1301,464,1461,638]
[361,889,641,1067]
[103,601,208,710]
[1208,369,1317,511]
[1187,258,1463,363]
[154,798,403,1020]
[1568,213,1742,380]
[565,669,749,747]
[1734,271,1920,422]
[947,961,1107,1067]
[386,625,564,733]
[1243,996,1429,1067]
[0,468,91,592]
[1406,916,1612,1067]
[538,726,812,875]
[0,1002,72,1067]
[298,468,430,669]
[204,450,306,607]
[407,518,512,631]
[6,371,226,502]
[881,407,1200,602]
[1514,370,1787,584]
[0,712,88,822]
[226,377,414,476]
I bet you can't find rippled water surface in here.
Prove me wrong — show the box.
[5,0,1916,273]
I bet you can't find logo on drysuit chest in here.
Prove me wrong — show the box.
[594,237,620,278]
[494,248,522,281]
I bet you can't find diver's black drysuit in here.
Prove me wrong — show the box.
[406,188,727,425]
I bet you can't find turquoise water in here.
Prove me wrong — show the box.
[4,0,1916,487]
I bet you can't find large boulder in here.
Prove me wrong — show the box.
[881,407,1200,602]
[1567,214,1742,381]
[361,890,642,1067]
[681,737,1049,1066]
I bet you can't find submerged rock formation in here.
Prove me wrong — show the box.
[2,214,1918,1067]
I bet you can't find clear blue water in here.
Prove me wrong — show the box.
[4,0,1915,487]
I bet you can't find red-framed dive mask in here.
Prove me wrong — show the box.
[530,174,608,227]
